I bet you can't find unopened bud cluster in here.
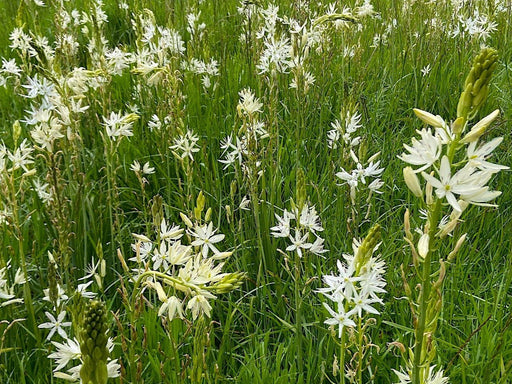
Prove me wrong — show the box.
[79,300,109,384]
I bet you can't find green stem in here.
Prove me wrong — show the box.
[340,327,346,384]
[9,172,40,345]
[357,317,363,384]
[412,200,441,384]
[294,251,303,379]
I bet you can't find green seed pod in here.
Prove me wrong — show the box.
[79,300,109,384]
[457,48,498,121]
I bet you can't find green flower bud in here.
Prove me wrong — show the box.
[296,168,307,213]
[457,48,498,121]
[354,224,381,275]
[212,272,246,294]
[79,300,109,384]
[194,191,206,221]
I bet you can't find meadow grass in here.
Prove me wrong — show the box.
[0,0,511,383]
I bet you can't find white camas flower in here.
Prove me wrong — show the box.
[130,160,155,175]
[49,338,81,371]
[187,294,212,320]
[421,156,500,212]
[319,238,386,337]
[170,130,200,161]
[50,337,120,380]
[38,311,72,340]
[103,111,138,141]
[399,128,442,172]
[285,230,312,258]
[466,138,509,172]
[323,301,356,338]
[271,204,327,257]
[392,366,449,384]
[238,88,263,116]
[189,222,225,257]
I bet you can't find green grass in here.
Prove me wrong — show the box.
[0,0,511,383]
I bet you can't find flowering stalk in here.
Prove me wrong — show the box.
[318,224,386,384]
[398,48,505,384]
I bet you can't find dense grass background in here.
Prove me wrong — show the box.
[0,0,511,383]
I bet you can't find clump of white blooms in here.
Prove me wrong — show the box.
[219,88,268,173]
[400,107,508,214]
[103,111,139,141]
[330,106,385,207]
[271,203,327,258]
[130,160,155,175]
[170,130,201,162]
[318,224,385,337]
[131,192,245,321]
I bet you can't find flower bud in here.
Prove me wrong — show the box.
[451,116,465,135]
[448,233,467,262]
[457,48,498,120]
[413,108,445,128]
[403,167,423,197]
[461,109,500,143]
[12,120,21,145]
[79,300,109,384]
[418,233,429,259]
[296,168,307,213]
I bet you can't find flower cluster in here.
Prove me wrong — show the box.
[131,193,245,321]
[330,107,385,201]
[49,336,120,382]
[271,203,327,258]
[219,88,268,172]
[318,224,386,338]
[400,106,507,214]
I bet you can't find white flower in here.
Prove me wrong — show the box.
[130,160,155,175]
[187,294,212,319]
[189,222,225,257]
[399,129,442,172]
[159,219,183,242]
[38,311,72,340]
[323,301,356,338]
[309,237,328,256]
[103,111,137,141]
[270,210,294,238]
[49,338,81,371]
[298,205,323,233]
[318,259,361,300]
[466,138,509,173]
[285,230,312,258]
[421,64,431,77]
[170,131,200,161]
[421,156,492,212]
[76,281,97,299]
[238,88,263,116]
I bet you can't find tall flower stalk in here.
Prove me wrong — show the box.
[397,48,506,384]
[318,224,386,384]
